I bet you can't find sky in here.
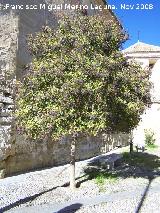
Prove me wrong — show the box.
[107,0,160,49]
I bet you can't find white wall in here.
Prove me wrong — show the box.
[132,58,160,146]
[150,59,160,102]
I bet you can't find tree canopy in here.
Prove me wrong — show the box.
[16,15,151,141]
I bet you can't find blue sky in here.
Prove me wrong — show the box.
[107,0,160,49]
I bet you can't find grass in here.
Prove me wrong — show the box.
[95,172,117,185]
[86,170,118,191]
[122,151,160,169]
[83,146,160,192]
[147,144,158,150]
[95,172,118,191]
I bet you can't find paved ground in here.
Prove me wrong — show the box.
[6,181,160,213]
[0,146,160,213]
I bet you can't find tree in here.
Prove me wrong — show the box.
[15,15,151,189]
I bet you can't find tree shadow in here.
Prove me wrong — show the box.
[57,203,82,213]
[1,152,159,213]
[0,172,88,213]
[0,173,87,213]
[81,152,160,180]
[0,181,70,213]
[135,177,153,213]
[76,151,160,212]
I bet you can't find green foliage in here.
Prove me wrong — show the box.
[86,169,118,191]
[95,172,117,184]
[144,129,156,146]
[147,144,158,149]
[122,151,160,169]
[16,15,151,141]
[122,152,131,160]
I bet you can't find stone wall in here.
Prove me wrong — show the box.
[0,0,129,178]
[0,10,18,177]
[5,133,130,176]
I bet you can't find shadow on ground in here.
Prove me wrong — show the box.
[0,174,86,213]
[57,203,82,213]
[79,151,160,182]
[1,151,160,213]
[0,181,69,213]
[76,151,160,213]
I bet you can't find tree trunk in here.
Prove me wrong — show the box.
[70,135,76,190]
[130,139,133,154]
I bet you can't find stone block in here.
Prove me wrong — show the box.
[99,153,123,170]
[0,96,13,104]
[0,117,13,125]
[0,169,5,179]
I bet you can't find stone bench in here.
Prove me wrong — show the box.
[98,153,122,170]
[135,145,145,152]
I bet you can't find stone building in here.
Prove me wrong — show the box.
[0,0,128,178]
[123,41,160,146]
